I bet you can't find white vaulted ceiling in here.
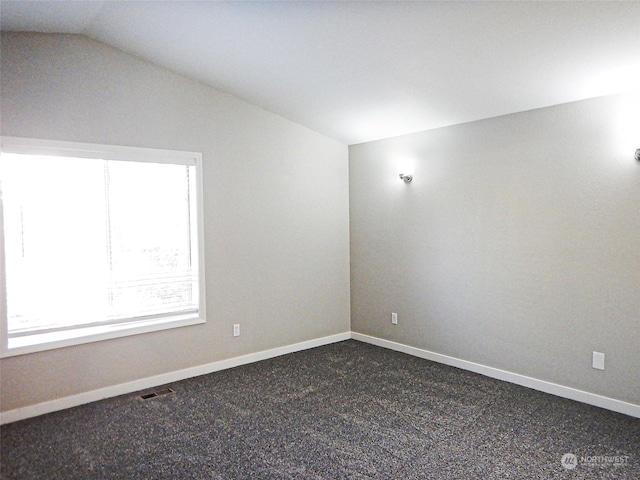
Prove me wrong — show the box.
[1,1,639,145]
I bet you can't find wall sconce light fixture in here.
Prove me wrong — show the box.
[635,149,640,162]
[399,173,413,183]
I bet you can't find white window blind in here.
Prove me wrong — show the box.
[0,138,205,356]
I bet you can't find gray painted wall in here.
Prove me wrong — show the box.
[0,33,351,412]
[350,93,640,405]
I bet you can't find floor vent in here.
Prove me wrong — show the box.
[138,388,175,400]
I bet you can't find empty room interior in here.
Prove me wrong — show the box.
[0,1,639,478]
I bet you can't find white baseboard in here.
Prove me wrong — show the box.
[3,330,638,424]
[351,332,640,419]
[0,332,351,425]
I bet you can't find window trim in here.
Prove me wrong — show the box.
[0,137,206,358]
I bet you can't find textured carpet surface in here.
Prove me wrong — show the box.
[1,340,638,479]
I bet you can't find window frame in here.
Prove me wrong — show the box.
[0,137,206,358]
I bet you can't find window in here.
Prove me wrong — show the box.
[0,137,206,357]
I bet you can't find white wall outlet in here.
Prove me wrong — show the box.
[592,351,605,370]
[391,313,398,325]
[233,324,240,337]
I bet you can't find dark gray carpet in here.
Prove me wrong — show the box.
[1,340,638,479]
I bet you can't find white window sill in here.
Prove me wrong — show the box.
[1,314,205,358]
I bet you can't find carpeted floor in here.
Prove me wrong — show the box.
[1,340,638,479]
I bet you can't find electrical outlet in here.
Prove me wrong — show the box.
[391,313,398,325]
[233,324,240,337]
[592,351,605,370]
